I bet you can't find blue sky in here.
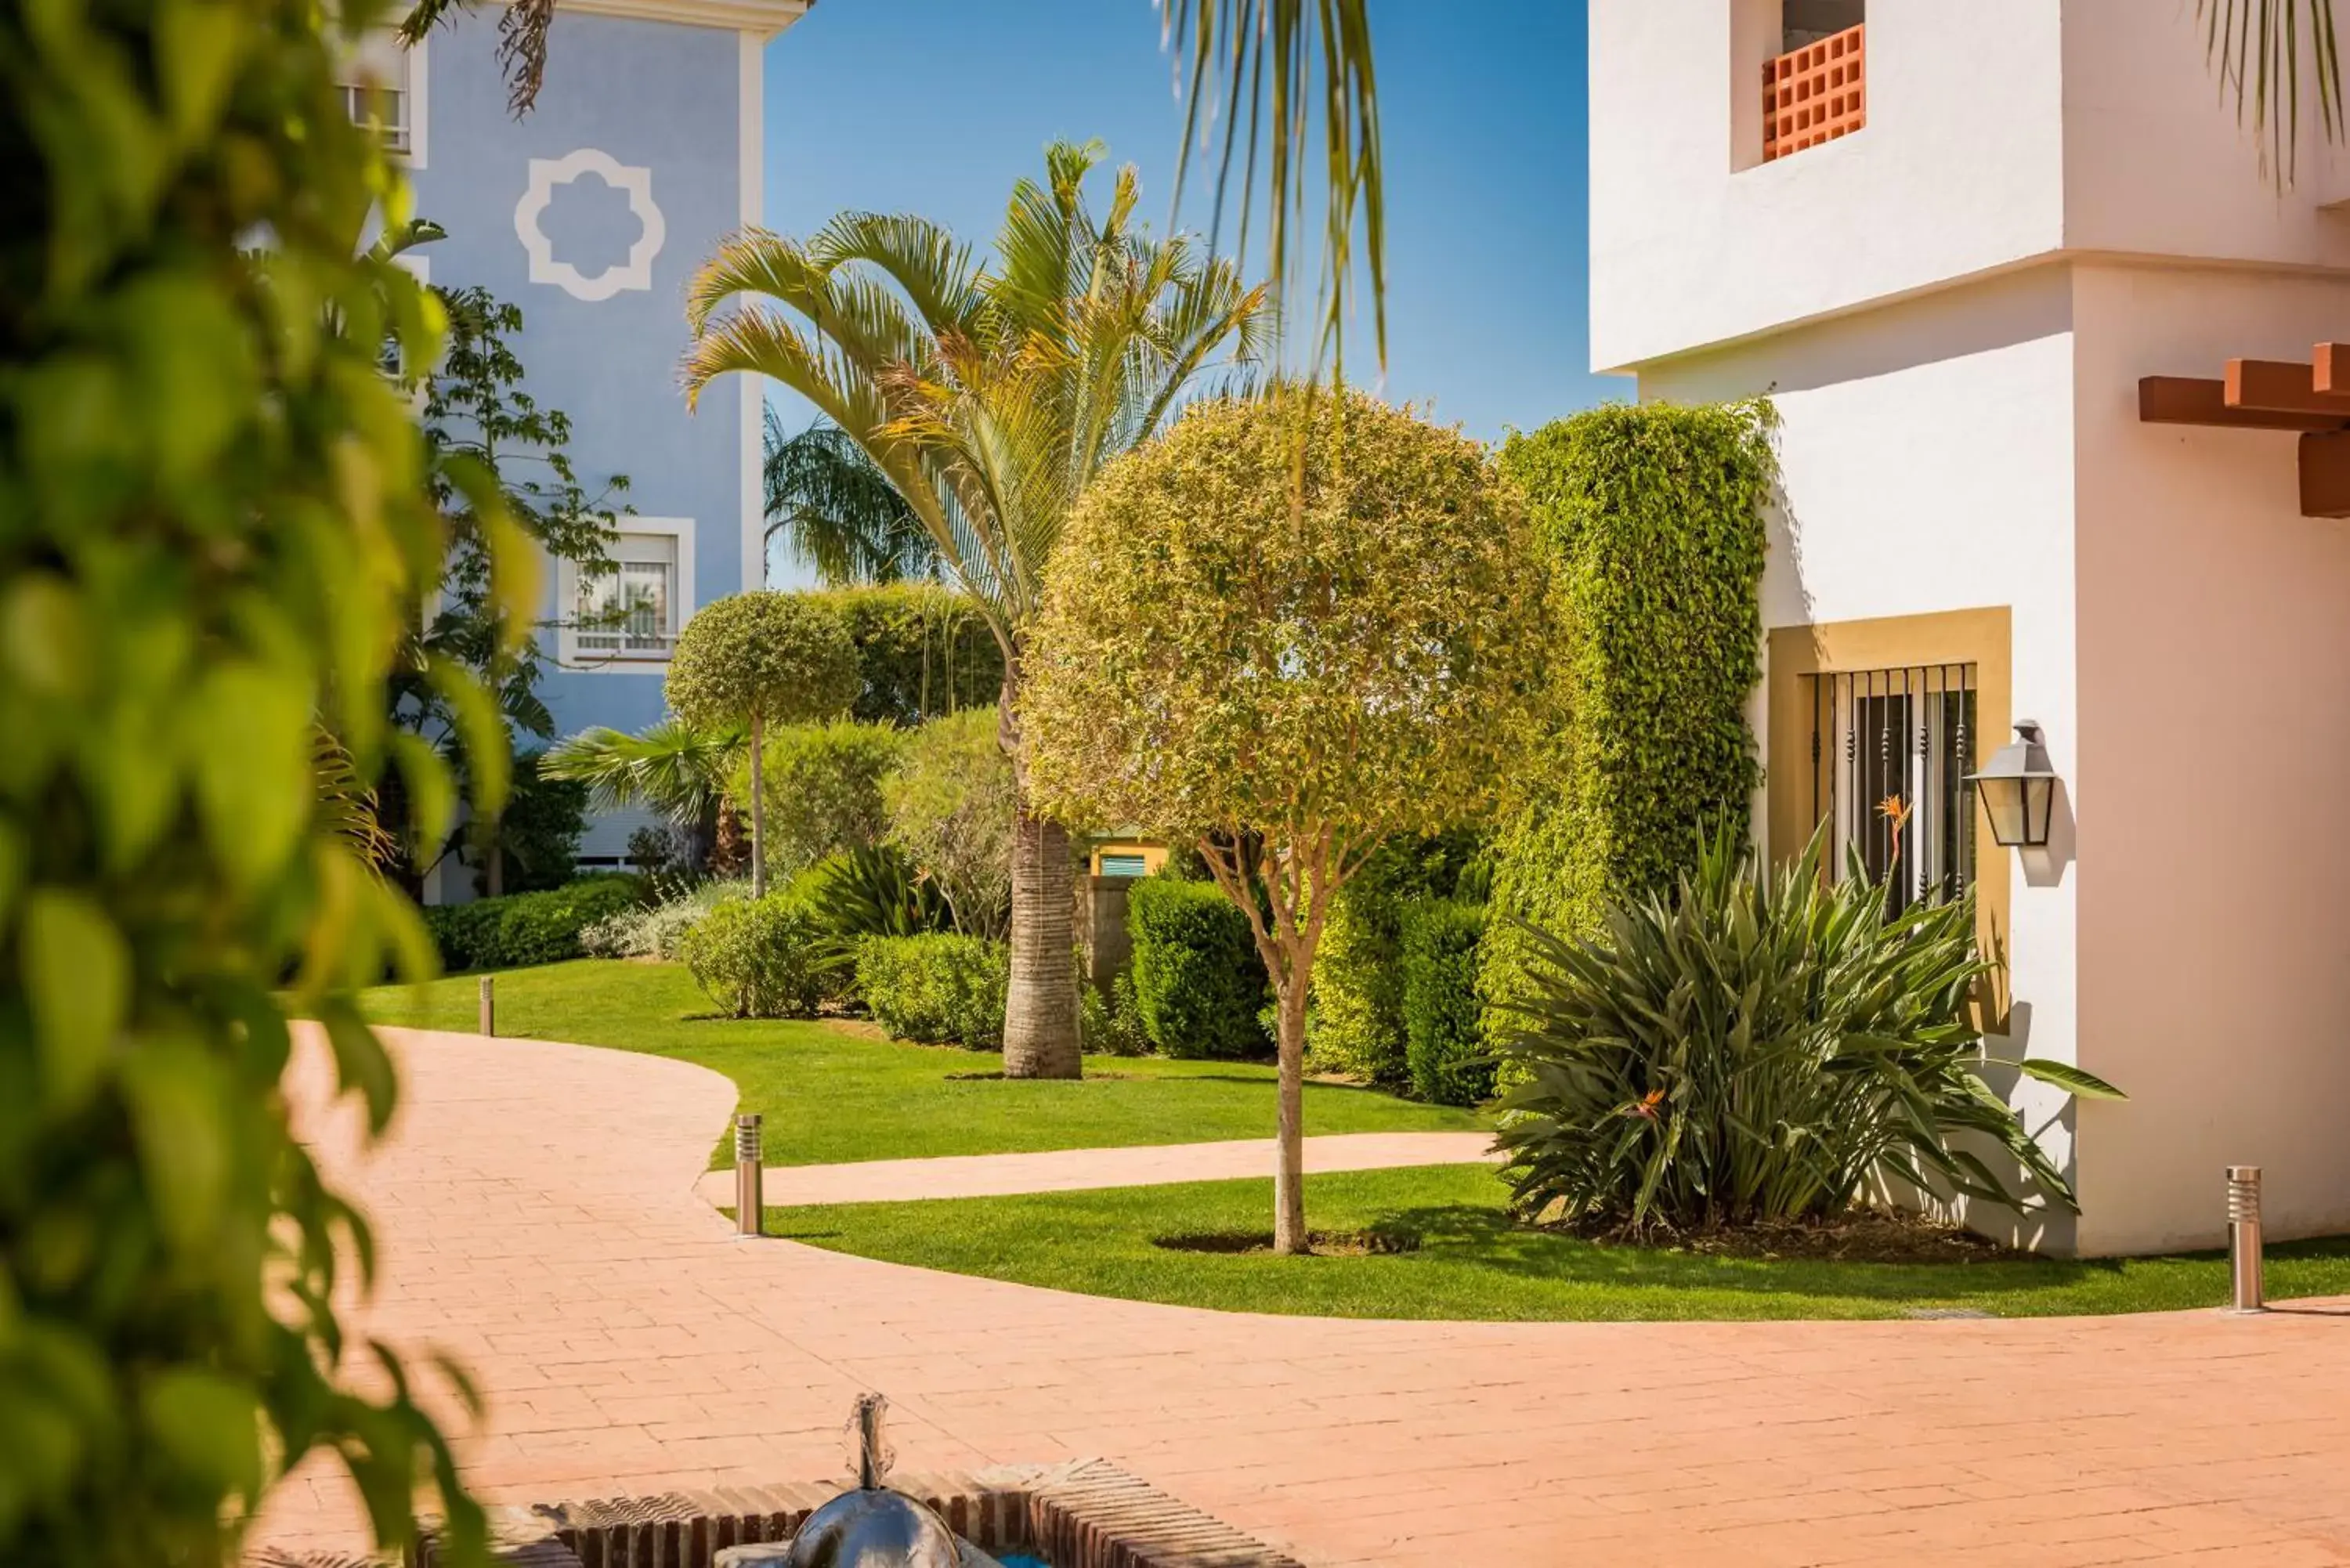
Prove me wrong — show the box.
[758,0,1624,450]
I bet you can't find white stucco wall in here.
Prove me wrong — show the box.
[2070,262,2350,1254]
[1589,0,2066,373]
[1640,265,2084,1248]
[2062,0,2350,271]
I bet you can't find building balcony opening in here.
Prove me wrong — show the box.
[1766,0,1865,162]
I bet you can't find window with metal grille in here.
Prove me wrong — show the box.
[574,534,678,659]
[1098,853,1149,880]
[1803,663,1976,914]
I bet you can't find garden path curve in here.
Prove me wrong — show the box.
[251,1026,2350,1568]
[688,1130,1502,1209]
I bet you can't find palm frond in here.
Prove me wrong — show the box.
[2200,0,2345,182]
[762,408,938,587]
[1162,0,1385,378]
[685,141,1274,649]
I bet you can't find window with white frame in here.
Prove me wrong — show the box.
[334,28,425,164]
[561,520,694,668]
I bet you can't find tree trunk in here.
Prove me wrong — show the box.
[998,655,1082,1079]
[1003,805,1083,1078]
[1272,977,1310,1254]
[747,712,766,900]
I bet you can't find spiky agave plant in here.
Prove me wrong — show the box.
[1491,823,2123,1237]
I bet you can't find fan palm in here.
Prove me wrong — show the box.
[540,716,745,869]
[684,140,1271,1078]
[762,406,938,587]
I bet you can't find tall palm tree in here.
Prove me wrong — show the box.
[684,141,1272,1079]
[762,406,938,587]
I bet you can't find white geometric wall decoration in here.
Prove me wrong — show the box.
[514,147,667,302]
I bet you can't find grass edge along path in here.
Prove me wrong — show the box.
[762,1162,2350,1323]
[356,959,1483,1170]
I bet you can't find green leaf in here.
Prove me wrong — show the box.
[2018,1058,2129,1101]
[141,1368,263,1500]
[120,1036,231,1255]
[20,891,128,1110]
[186,660,311,890]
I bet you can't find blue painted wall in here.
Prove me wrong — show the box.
[409,9,756,742]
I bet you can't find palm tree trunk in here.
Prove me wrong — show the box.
[748,712,766,899]
[1003,805,1083,1078]
[1272,975,1309,1254]
[999,657,1083,1079]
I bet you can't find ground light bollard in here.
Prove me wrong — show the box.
[478,974,494,1038]
[735,1114,765,1238]
[2227,1165,2265,1314]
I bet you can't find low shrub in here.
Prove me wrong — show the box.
[1401,899,1492,1107]
[747,718,906,883]
[678,894,833,1018]
[423,875,646,972]
[1081,969,1153,1057]
[1491,825,2123,1236]
[580,876,747,960]
[855,934,1010,1048]
[1126,876,1269,1059]
[803,844,954,945]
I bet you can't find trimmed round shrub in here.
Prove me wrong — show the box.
[855,934,1010,1048]
[1126,876,1269,1058]
[678,894,832,1018]
[1400,898,1492,1107]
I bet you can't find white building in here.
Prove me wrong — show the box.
[1590,0,2350,1255]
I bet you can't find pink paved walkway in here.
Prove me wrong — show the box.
[253,1026,2350,1568]
[689,1131,1501,1209]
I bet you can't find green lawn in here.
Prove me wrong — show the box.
[765,1162,2350,1322]
[356,959,1480,1169]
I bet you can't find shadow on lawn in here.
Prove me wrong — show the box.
[1376,1205,2350,1303]
[1371,1203,2124,1302]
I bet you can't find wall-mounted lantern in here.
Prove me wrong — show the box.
[1965,720,2059,848]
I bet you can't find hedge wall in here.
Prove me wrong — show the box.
[422,874,647,973]
[1307,831,1486,1086]
[1480,400,1775,1015]
[1401,899,1491,1107]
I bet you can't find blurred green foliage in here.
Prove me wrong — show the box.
[0,0,501,1560]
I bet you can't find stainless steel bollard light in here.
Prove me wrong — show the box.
[2226,1165,2265,1314]
[735,1114,765,1237]
[478,974,494,1037]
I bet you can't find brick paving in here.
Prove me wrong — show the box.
[251,1026,2350,1568]
[688,1131,1502,1209]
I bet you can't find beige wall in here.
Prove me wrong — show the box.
[2071,262,2350,1254]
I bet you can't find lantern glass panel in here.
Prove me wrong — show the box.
[1981,779,2029,847]
[2024,776,2055,847]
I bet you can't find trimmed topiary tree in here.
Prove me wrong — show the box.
[666,591,859,898]
[1022,389,1546,1253]
[1480,401,1777,1024]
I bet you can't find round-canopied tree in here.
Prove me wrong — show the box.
[666,592,860,898]
[1021,389,1548,1253]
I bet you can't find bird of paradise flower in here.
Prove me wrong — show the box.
[1877,793,1914,867]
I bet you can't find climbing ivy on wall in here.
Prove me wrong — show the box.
[1480,399,1777,1017]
